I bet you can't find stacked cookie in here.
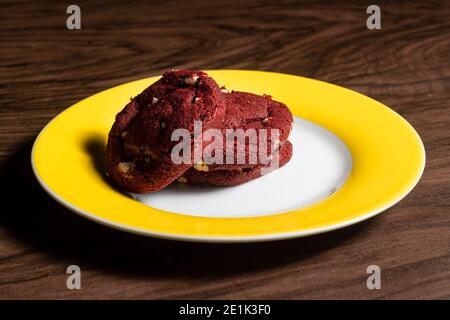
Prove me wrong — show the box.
[106,70,293,193]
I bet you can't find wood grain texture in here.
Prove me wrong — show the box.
[0,0,449,299]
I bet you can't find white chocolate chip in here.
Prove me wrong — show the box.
[263,117,270,123]
[177,177,187,183]
[118,162,133,174]
[161,121,166,129]
[194,97,201,103]
[121,131,129,138]
[124,144,140,154]
[144,147,161,160]
[184,75,199,86]
[220,87,229,93]
[152,97,159,104]
[193,162,209,172]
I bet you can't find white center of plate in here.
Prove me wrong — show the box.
[134,117,352,218]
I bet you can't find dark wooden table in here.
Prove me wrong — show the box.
[1,0,449,299]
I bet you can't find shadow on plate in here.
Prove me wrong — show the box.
[0,138,380,281]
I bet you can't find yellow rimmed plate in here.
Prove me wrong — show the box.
[31,70,425,242]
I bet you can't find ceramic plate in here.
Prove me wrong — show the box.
[31,70,425,242]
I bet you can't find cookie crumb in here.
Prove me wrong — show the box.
[184,75,199,86]
[193,162,209,172]
[177,177,188,183]
[118,162,133,174]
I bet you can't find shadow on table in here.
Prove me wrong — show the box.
[0,139,378,281]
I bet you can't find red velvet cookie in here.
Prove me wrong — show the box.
[106,70,226,193]
[181,141,293,186]
[191,91,293,172]
[182,91,293,185]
